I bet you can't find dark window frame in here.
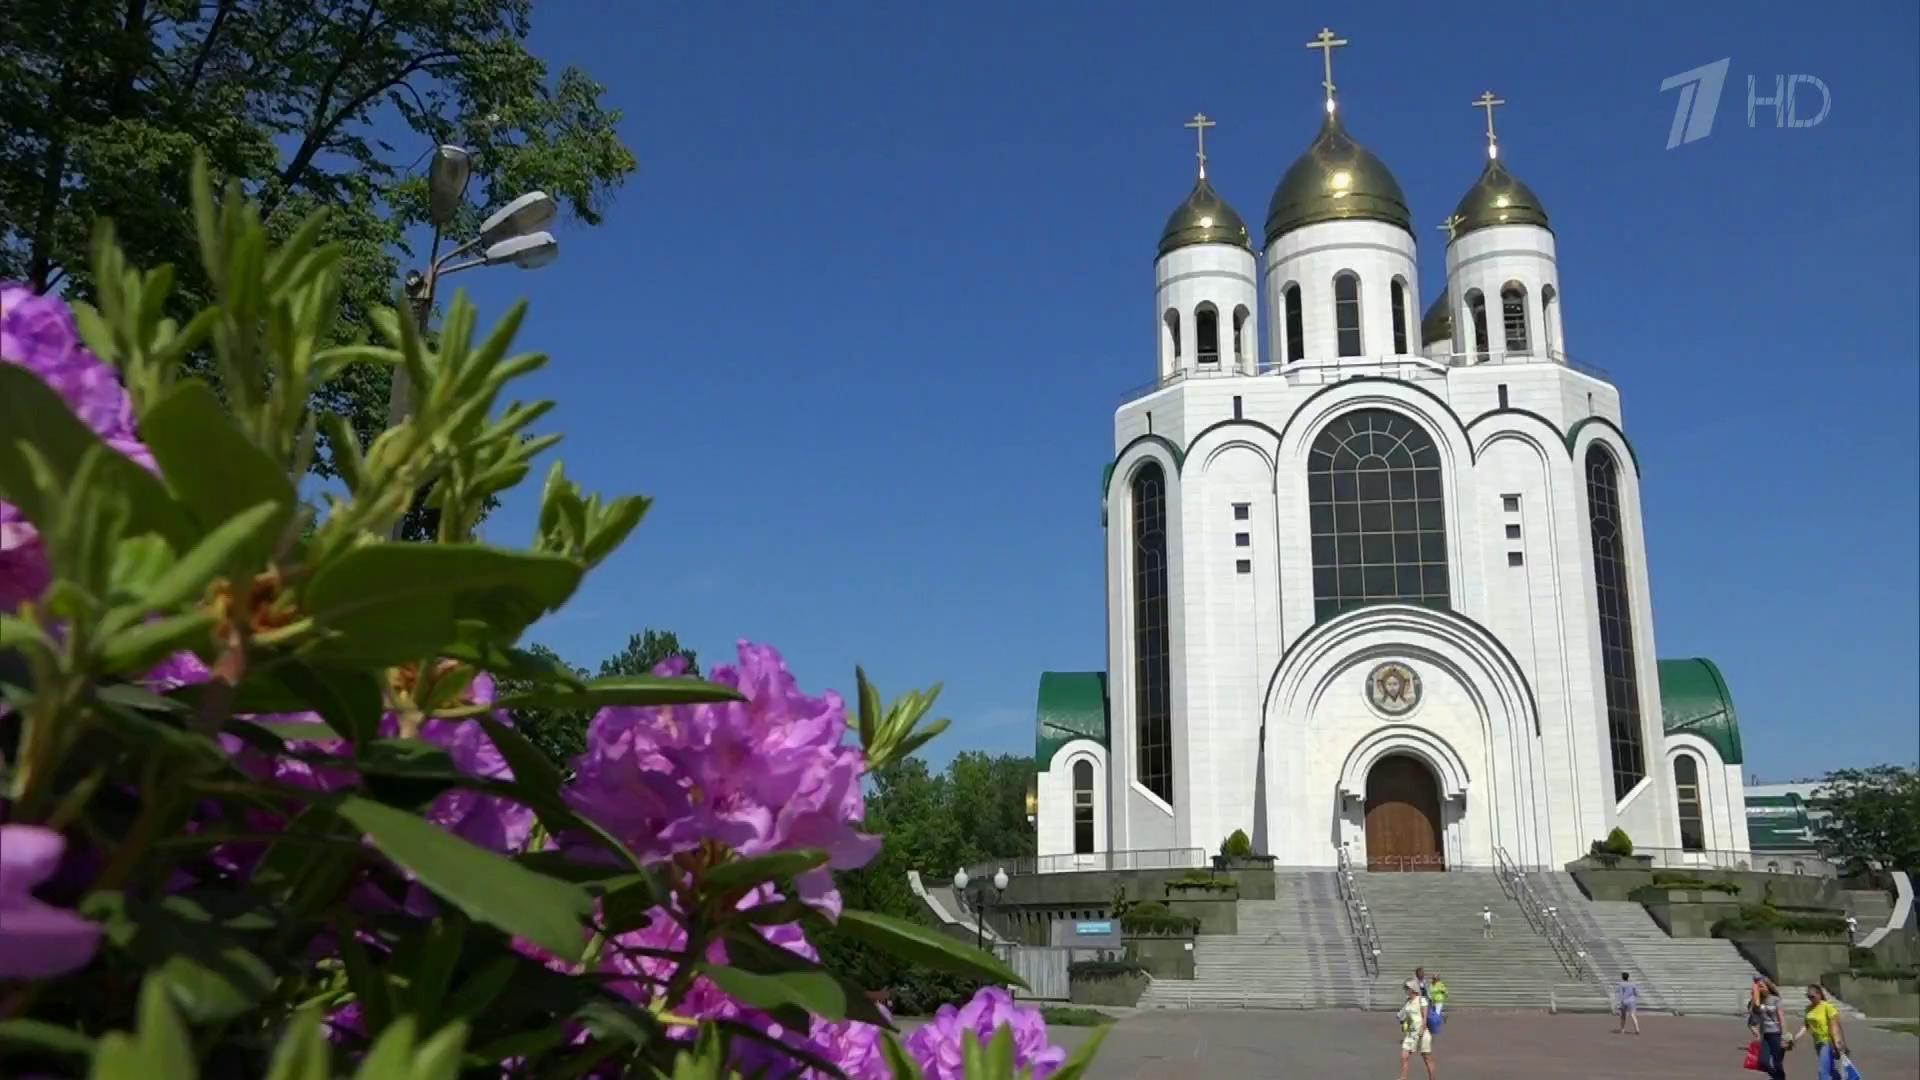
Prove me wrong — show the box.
[1283,284,1305,363]
[1072,759,1096,854]
[1131,463,1173,804]
[1501,282,1529,355]
[1196,302,1220,365]
[1307,409,1451,621]
[1334,272,1363,357]
[1390,278,1410,354]
[1587,444,1647,799]
[1673,754,1705,852]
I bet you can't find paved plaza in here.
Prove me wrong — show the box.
[1045,1010,1920,1078]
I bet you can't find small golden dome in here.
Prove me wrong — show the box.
[1159,176,1251,256]
[1449,156,1550,239]
[1421,288,1452,346]
[1265,111,1412,243]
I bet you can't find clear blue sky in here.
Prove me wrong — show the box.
[445,3,1919,782]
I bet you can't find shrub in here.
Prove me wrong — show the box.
[1712,904,1851,938]
[1167,871,1236,893]
[1221,829,1254,859]
[1069,958,1148,980]
[1649,874,1742,895]
[1040,1006,1116,1027]
[1603,828,1635,856]
[1120,901,1201,936]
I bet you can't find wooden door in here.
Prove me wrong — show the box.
[1364,755,1444,871]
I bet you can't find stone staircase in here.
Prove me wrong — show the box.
[1844,887,1894,942]
[1535,872,1758,1015]
[1356,870,1611,1011]
[1138,870,1370,1010]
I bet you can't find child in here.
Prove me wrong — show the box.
[1481,905,1494,939]
[1614,972,1640,1034]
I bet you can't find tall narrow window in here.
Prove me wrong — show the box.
[1465,290,1489,360]
[1334,272,1362,357]
[1501,282,1529,355]
[1673,756,1705,852]
[1307,409,1449,621]
[1195,303,1219,365]
[1232,305,1251,368]
[1541,285,1559,357]
[1587,445,1646,799]
[1072,760,1095,854]
[1131,464,1172,804]
[1283,284,1304,363]
[1162,309,1181,367]
[1390,278,1410,355]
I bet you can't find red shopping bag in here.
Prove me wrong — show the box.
[1743,1040,1763,1071]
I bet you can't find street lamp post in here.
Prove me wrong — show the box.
[952,867,1010,952]
[386,145,560,538]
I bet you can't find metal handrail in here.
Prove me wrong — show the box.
[1119,347,1611,404]
[965,847,1207,880]
[1494,846,1599,988]
[1336,845,1381,978]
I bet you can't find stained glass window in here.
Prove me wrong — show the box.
[1308,410,1450,621]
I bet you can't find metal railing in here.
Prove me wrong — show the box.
[1336,845,1381,978]
[1119,347,1611,405]
[965,846,1207,880]
[1494,845,1599,987]
[1624,845,1834,874]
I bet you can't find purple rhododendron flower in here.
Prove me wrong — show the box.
[384,673,533,854]
[0,825,102,978]
[565,642,880,915]
[904,986,1065,1080]
[1,284,153,611]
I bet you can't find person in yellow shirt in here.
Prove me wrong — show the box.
[1788,982,1848,1080]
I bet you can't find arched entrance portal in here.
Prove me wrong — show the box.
[1364,755,1445,871]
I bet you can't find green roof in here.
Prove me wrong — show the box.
[1658,657,1743,766]
[1035,672,1108,767]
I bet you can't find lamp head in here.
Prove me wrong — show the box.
[993,868,1009,892]
[479,190,559,246]
[427,145,472,227]
[483,231,558,270]
[952,868,968,891]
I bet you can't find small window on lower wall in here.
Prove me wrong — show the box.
[1072,759,1095,854]
[1235,559,1251,574]
[1507,551,1524,567]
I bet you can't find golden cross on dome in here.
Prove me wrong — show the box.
[1473,90,1506,159]
[1306,27,1349,111]
[1184,113,1216,178]
[1437,213,1464,242]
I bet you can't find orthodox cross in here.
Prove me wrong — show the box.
[1184,113,1216,178]
[1437,213,1464,242]
[1306,27,1349,110]
[1473,90,1506,158]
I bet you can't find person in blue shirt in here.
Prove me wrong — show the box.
[1614,972,1640,1034]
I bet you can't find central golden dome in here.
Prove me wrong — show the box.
[1264,111,1412,243]
[1159,176,1251,256]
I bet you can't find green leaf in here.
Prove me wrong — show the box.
[0,1018,97,1060]
[599,873,659,934]
[0,364,193,549]
[439,954,518,1023]
[475,714,646,871]
[269,662,384,745]
[721,927,893,1029]
[491,674,742,712]
[1046,1025,1111,1080]
[337,795,593,956]
[140,500,282,611]
[834,909,1025,989]
[402,915,466,1027]
[82,893,278,1024]
[305,544,583,664]
[114,979,194,1080]
[141,380,295,569]
[354,1016,416,1078]
[698,964,847,1022]
[99,611,216,676]
[355,738,466,809]
[880,1031,924,1080]
[702,849,828,896]
[339,928,395,1036]
[263,1009,331,1080]
[408,1021,468,1080]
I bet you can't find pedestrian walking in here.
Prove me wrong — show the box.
[1614,972,1640,1034]
[1397,980,1436,1080]
[1481,905,1494,940]
[1845,914,1858,940]
[1788,983,1848,1080]
[1752,977,1787,1080]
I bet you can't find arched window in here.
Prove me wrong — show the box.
[1333,272,1363,357]
[1673,755,1705,852]
[1541,284,1559,357]
[1501,282,1529,355]
[1587,445,1646,799]
[1072,759,1095,854]
[1232,305,1251,368]
[1195,302,1220,365]
[1390,278,1410,355]
[1131,464,1172,804]
[1162,308,1181,368]
[1465,290,1489,360]
[1308,410,1449,621]
[1283,284,1305,363]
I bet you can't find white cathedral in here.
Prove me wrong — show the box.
[1032,32,1752,873]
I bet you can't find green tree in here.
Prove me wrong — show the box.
[598,629,700,678]
[1816,765,1920,876]
[0,0,636,488]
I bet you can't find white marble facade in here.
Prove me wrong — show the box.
[1034,82,1750,873]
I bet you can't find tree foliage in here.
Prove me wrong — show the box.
[0,0,637,482]
[1817,765,1920,875]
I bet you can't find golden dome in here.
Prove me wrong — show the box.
[1421,288,1452,346]
[1264,111,1412,243]
[1449,156,1550,238]
[1159,176,1251,256]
